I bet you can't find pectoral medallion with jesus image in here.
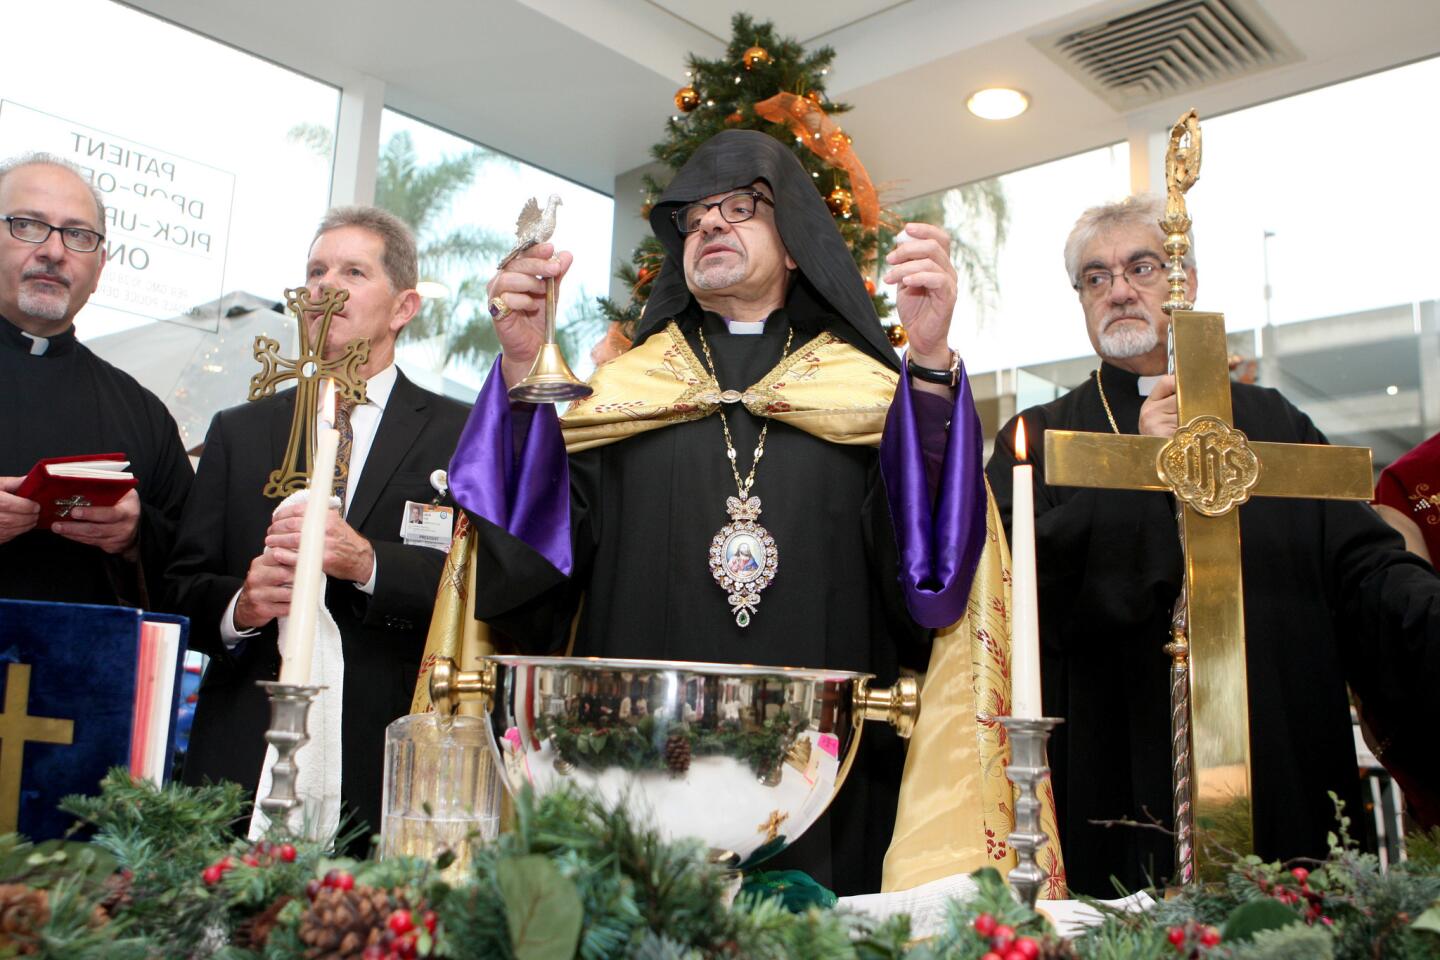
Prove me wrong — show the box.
[709,495,778,628]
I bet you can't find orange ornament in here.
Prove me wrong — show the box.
[725,111,743,126]
[826,186,854,217]
[864,278,876,296]
[886,324,908,348]
[742,45,771,69]
[674,86,700,112]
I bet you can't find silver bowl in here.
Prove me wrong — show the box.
[430,655,918,868]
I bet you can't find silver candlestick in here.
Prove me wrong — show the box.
[256,681,325,836]
[999,715,1063,907]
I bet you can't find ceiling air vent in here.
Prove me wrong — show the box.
[1034,0,1300,112]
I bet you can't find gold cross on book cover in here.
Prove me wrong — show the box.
[249,287,369,498]
[1042,109,1374,883]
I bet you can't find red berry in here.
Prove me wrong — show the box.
[394,931,418,959]
[1291,867,1309,884]
[1013,938,1040,960]
[323,869,341,888]
[1199,928,1221,947]
[362,946,386,960]
[388,908,415,935]
[1168,926,1186,947]
[1321,916,1333,926]
[980,953,1003,960]
[279,843,298,863]
[242,854,260,867]
[991,924,1015,947]
[203,864,223,886]
[335,871,355,891]
[974,912,998,937]
[422,909,439,934]
[305,879,321,900]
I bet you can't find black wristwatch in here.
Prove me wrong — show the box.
[906,350,959,388]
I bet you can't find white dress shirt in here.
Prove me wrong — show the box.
[221,364,399,645]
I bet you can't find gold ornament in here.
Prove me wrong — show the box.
[742,45,771,69]
[674,86,700,112]
[864,278,877,297]
[826,186,854,217]
[886,324,908,348]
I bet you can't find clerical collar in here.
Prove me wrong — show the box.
[725,318,765,335]
[0,314,76,357]
[1137,374,1164,397]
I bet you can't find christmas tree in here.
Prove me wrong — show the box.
[597,14,902,348]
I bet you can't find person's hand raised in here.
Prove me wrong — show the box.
[486,243,573,390]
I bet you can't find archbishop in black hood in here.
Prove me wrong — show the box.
[641,130,899,371]
[452,126,1023,897]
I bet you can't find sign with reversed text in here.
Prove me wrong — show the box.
[0,100,236,330]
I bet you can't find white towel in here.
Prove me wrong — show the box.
[248,490,345,843]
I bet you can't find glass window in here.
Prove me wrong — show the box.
[899,143,1131,376]
[917,56,1440,466]
[0,0,338,446]
[377,110,615,399]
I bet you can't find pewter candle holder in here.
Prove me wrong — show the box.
[256,681,325,837]
[999,715,1063,908]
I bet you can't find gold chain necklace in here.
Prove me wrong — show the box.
[1093,368,1122,435]
[696,324,793,628]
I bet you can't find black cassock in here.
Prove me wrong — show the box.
[472,309,930,895]
[987,361,1440,895]
[0,316,192,607]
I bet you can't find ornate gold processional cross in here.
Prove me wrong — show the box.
[1042,110,1375,882]
[249,288,370,498]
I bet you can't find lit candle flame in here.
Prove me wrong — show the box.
[1015,417,1027,462]
[320,378,336,428]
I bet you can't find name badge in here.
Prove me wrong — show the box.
[401,501,453,550]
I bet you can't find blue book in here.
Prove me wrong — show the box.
[0,599,189,841]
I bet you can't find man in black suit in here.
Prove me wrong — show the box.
[166,206,469,843]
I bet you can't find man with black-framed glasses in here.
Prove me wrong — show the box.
[0,152,191,607]
[984,193,1440,895]
[449,128,1039,897]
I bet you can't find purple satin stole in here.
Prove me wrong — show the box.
[878,364,987,628]
[448,358,574,575]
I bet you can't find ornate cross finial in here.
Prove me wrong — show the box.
[1161,109,1203,314]
[249,287,370,498]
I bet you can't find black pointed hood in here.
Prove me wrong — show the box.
[640,130,898,371]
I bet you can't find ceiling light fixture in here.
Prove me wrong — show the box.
[967,87,1029,120]
[416,281,450,299]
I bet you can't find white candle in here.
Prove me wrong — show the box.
[279,379,338,685]
[1009,418,1043,719]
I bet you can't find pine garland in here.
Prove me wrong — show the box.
[1,770,1435,959]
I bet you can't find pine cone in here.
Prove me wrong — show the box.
[664,733,692,775]
[97,870,134,919]
[234,894,293,951]
[298,884,395,959]
[0,883,49,955]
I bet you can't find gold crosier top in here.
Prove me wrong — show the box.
[559,321,897,451]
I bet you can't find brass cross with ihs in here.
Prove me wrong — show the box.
[249,287,369,498]
[1043,110,1374,883]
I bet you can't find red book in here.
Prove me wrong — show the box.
[14,453,136,529]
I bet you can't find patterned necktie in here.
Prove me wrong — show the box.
[332,397,359,511]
